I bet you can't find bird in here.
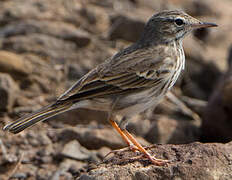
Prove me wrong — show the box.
[3,10,217,165]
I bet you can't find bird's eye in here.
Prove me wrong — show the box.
[174,18,184,26]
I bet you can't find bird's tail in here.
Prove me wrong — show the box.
[3,102,72,134]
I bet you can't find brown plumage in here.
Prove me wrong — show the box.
[3,10,217,165]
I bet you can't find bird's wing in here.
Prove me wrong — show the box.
[57,45,174,102]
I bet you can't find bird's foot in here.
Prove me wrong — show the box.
[146,155,172,166]
[102,146,172,166]
[103,144,139,160]
[126,152,172,166]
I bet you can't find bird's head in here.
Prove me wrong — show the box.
[139,10,217,44]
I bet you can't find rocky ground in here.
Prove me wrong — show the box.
[0,0,232,179]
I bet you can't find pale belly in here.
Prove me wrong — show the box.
[114,86,165,117]
[70,86,165,117]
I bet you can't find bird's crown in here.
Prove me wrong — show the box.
[139,10,217,44]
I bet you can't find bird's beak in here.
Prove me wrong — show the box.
[191,22,218,29]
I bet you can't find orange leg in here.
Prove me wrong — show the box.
[110,120,138,151]
[110,119,170,166]
[123,130,170,166]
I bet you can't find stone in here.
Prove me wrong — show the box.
[145,115,200,144]
[108,15,145,42]
[0,20,91,47]
[58,126,125,150]
[0,0,82,25]
[36,167,54,180]
[59,159,87,177]
[182,35,222,100]
[96,147,112,159]
[0,51,32,79]
[51,171,73,180]
[61,140,92,161]
[77,142,232,180]
[2,34,78,63]
[19,53,64,95]
[11,173,27,179]
[53,108,108,126]
[126,115,151,137]
[80,4,110,34]
[182,0,218,16]
[202,45,232,142]
[135,0,164,10]
[0,73,18,111]
[26,131,52,147]
[33,145,55,165]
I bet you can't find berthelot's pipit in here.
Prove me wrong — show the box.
[3,10,217,165]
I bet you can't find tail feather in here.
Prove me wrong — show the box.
[3,102,72,134]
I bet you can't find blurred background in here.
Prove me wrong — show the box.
[0,0,231,179]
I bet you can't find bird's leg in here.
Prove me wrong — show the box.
[110,119,170,166]
[109,119,139,152]
[106,100,139,153]
[118,116,170,165]
[103,104,139,160]
[103,119,139,161]
[122,129,170,166]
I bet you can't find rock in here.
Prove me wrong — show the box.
[61,140,92,161]
[0,73,18,112]
[96,147,112,159]
[108,15,145,42]
[58,126,150,156]
[62,159,86,172]
[4,163,38,180]
[182,0,218,16]
[0,50,32,79]
[0,20,91,47]
[11,173,28,179]
[53,108,108,126]
[26,131,52,147]
[59,159,87,177]
[50,157,87,180]
[0,0,108,35]
[36,166,54,180]
[183,58,220,100]
[51,171,73,180]
[182,35,222,100]
[2,34,78,63]
[0,0,82,25]
[202,45,232,142]
[19,53,64,94]
[145,115,200,144]
[77,142,232,180]
[135,0,164,10]
[67,63,86,81]
[126,115,151,137]
[0,153,18,165]
[34,145,55,164]
[58,126,125,150]
[193,28,214,43]
[80,5,110,34]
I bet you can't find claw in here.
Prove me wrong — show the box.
[136,152,171,166]
[150,158,171,166]
[103,144,139,161]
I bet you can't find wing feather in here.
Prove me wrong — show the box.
[57,44,174,103]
